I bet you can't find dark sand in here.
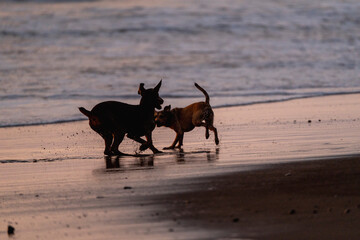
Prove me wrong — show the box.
[152,156,360,239]
[0,94,359,239]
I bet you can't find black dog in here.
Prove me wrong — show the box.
[79,80,163,155]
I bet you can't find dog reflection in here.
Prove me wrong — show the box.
[207,147,220,162]
[105,155,121,169]
[176,149,186,163]
[175,147,219,163]
[104,155,154,169]
[135,156,154,167]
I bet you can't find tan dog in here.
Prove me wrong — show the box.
[155,83,219,149]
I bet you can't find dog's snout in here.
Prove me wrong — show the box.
[156,97,164,110]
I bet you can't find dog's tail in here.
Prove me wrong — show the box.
[79,107,92,118]
[79,107,102,127]
[194,83,209,104]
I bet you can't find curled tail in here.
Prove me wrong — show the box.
[194,83,209,104]
[79,107,92,118]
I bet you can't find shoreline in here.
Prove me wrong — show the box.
[0,93,359,239]
[1,91,360,129]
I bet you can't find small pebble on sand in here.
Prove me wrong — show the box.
[289,209,296,215]
[8,225,15,235]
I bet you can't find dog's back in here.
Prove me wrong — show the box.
[90,101,139,130]
[171,102,209,132]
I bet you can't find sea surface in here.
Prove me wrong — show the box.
[1,0,360,127]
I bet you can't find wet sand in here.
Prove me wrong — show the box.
[154,157,360,239]
[0,94,359,239]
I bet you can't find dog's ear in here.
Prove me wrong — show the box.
[154,79,162,92]
[138,83,145,95]
[164,105,171,111]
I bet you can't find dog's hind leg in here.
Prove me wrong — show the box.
[111,131,125,155]
[98,132,113,156]
[164,132,181,149]
[208,125,219,145]
[176,133,184,148]
[194,119,219,145]
[204,109,214,139]
[193,120,210,139]
[200,108,215,140]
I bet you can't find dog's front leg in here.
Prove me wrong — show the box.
[164,132,181,150]
[127,134,150,151]
[127,134,146,144]
[175,133,184,148]
[141,133,162,154]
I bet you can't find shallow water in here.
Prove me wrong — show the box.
[1,0,360,127]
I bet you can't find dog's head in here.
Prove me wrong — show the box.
[154,105,172,127]
[138,80,164,110]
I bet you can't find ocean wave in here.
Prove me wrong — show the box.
[3,0,98,3]
[0,26,200,39]
[0,156,99,164]
[0,118,86,128]
[2,88,359,102]
[212,92,360,108]
[0,93,138,101]
[1,0,360,129]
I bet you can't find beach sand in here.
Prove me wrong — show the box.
[0,94,359,239]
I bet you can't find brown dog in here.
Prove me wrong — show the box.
[79,80,163,155]
[155,83,219,149]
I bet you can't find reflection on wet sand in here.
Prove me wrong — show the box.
[104,147,220,170]
[104,155,154,170]
[175,148,219,163]
[105,156,120,169]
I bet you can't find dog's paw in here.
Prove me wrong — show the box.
[111,150,124,156]
[215,138,220,145]
[104,150,112,156]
